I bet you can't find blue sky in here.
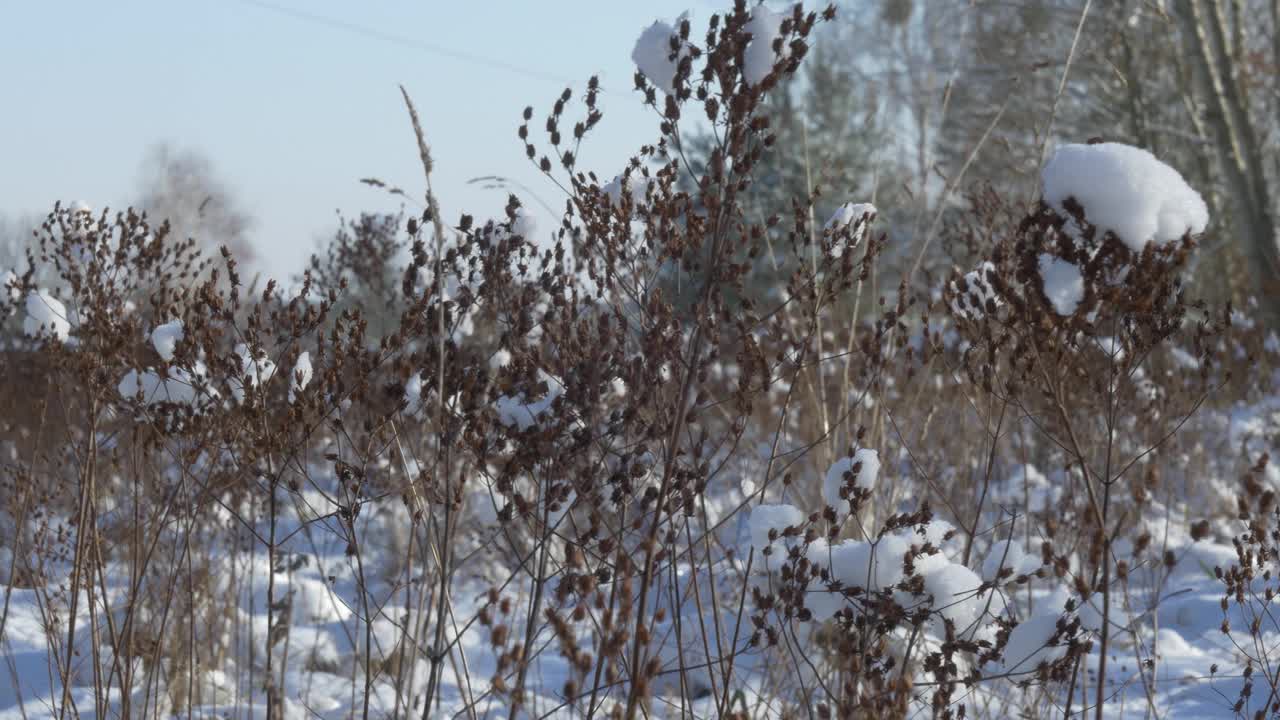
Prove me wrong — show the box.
[0,1,704,280]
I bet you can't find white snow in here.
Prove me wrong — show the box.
[1041,142,1208,251]
[822,448,881,514]
[824,202,876,257]
[999,610,1073,675]
[150,320,184,362]
[404,371,425,416]
[230,343,277,403]
[982,539,1040,581]
[0,546,13,585]
[1038,254,1084,316]
[916,518,955,548]
[748,503,805,563]
[118,361,219,410]
[950,262,1001,320]
[511,207,539,242]
[803,522,999,640]
[631,15,690,95]
[23,291,71,343]
[1265,332,1280,355]
[289,351,313,404]
[495,371,563,430]
[988,464,1060,514]
[2,270,17,303]
[921,563,985,633]
[602,172,653,208]
[1095,335,1125,360]
[743,5,789,86]
[825,202,876,233]
[822,535,907,593]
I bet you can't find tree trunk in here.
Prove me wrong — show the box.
[1179,0,1280,325]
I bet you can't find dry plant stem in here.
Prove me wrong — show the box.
[1031,0,1094,205]
[614,113,779,713]
[391,423,479,719]
[963,398,1007,566]
[58,397,100,720]
[1029,341,1106,530]
[185,525,196,718]
[664,538,693,717]
[393,517,415,720]
[1118,579,1159,715]
[682,517,724,717]
[1026,346,1102,720]
[583,507,626,720]
[621,192,733,720]
[512,491,552,717]
[400,84,456,719]
[1093,317,1123,720]
[885,410,968,532]
[146,492,200,719]
[800,122,831,444]
[121,452,190,718]
[86,441,108,720]
[341,503,375,720]
[715,549,755,717]
[264,468,282,720]
[905,88,1012,285]
[442,553,480,720]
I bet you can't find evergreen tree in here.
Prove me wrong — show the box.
[679,20,900,307]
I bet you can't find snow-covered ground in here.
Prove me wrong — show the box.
[2,381,1277,719]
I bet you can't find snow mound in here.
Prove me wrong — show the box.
[230,343,277,403]
[404,372,426,416]
[748,504,805,563]
[602,172,653,209]
[982,539,1040,581]
[1000,611,1073,675]
[822,448,881,514]
[1038,254,1084,316]
[949,262,1001,320]
[808,533,909,594]
[825,202,875,257]
[2,270,17,303]
[921,563,985,632]
[1042,142,1208,251]
[118,361,219,410]
[632,15,690,95]
[150,320,184,362]
[744,6,789,86]
[23,291,72,343]
[511,207,539,242]
[289,351,313,404]
[825,202,876,233]
[915,518,955,549]
[495,371,562,430]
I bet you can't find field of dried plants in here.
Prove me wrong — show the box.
[2,3,1279,719]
